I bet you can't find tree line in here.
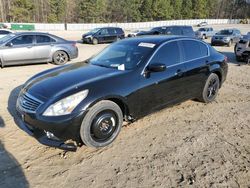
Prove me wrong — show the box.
[0,0,249,23]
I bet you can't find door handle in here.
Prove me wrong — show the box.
[175,69,184,76]
[27,46,32,48]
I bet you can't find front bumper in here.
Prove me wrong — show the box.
[82,37,92,44]
[211,39,230,45]
[15,107,86,151]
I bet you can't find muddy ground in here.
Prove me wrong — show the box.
[0,24,249,188]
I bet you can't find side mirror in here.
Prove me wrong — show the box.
[6,42,13,47]
[148,63,166,72]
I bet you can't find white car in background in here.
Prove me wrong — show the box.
[0,29,14,39]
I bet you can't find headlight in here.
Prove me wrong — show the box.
[43,90,89,116]
[85,35,92,39]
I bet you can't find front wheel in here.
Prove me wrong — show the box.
[92,38,98,45]
[197,73,220,103]
[80,100,123,148]
[227,40,232,47]
[53,51,69,65]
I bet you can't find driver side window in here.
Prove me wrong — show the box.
[11,35,33,46]
[150,41,180,67]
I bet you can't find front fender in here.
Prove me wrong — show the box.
[76,95,129,117]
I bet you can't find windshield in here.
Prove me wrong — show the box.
[89,42,156,70]
[151,27,160,31]
[217,30,233,35]
[88,28,100,34]
[0,34,15,44]
[198,28,206,31]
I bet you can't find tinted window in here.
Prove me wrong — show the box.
[182,40,208,61]
[90,42,154,70]
[0,30,10,34]
[182,27,194,36]
[116,28,124,34]
[11,35,33,45]
[166,27,182,35]
[218,30,233,35]
[150,41,180,66]
[108,28,117,35]
[36,35,55,43]
[100,29,108,35]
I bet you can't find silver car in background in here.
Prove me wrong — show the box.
[0,32,78,67]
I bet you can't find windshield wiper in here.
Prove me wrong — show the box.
[92,63,110,68]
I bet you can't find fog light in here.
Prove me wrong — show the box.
[45,131,60,141]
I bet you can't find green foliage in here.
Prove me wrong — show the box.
[48,0,66,23]
[1,0,249,23]
[10,0,34,22]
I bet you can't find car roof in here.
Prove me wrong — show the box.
[0,29,14,32]
[96,27,122,29]
[14,32,51,36]
[120,35,197,46]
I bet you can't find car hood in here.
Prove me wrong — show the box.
[82,32,95,38]
[23,62,121,100]
[213,34,231,38]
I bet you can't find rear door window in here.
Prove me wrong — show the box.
[182,27,194,36]
[150,41,180,66]
[181,40,208,61]
[108,28,117,35]
[11,35,33,46]
[166,27,182,35]
[36,35,56,44]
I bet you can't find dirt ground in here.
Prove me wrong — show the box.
[0,24,250,188]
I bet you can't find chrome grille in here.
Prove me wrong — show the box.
[17,93,43,113]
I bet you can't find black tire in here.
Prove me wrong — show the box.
[227,40,232,47]
[80,100,123,148]
[236,55,242,62]
[197,73,220,103]
[92,38,98,45]
[53,51,69,65]
[211,42,215,46]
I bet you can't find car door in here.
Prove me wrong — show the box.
[99,28,109,43]
[1,34,35,65]
[107,28,117,42]
[135,41,188,116]
[179,39,210,98]
[33,35,55,62]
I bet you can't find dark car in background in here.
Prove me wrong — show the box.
[211,29,241,47]
[0,29,14,39]
[0,32,78,67]
[134,26,195,37]
[82,27,125,45]
[235,35,250,62]
[16,36,228,151]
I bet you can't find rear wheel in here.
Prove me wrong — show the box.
[197,73,220,103]
[53,51,69,65]
[80,100,123,148]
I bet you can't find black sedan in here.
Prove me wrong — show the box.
[16,36,228,151]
